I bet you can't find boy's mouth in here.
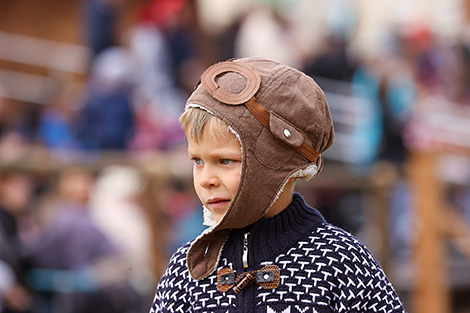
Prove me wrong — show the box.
[207,198,231,209]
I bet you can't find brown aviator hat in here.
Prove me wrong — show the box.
[185,57,334,280]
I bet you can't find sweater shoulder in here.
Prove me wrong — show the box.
[311,224,373,253]
[306,223,382,268]
[150,241,193,313]
[271,223,384,277]
[164,240,192,275]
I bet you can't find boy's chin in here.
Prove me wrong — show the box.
[211,210,228,224]
[202,204,229,226]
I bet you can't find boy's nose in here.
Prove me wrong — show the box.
[199,168,220,188]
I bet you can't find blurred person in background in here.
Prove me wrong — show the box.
[126,0,212,152]
[0,259,30,313]
[24,168,139,313]
[133,0,213,95]
[0,170,34,313]
[304,34,356,82]
[350,35,415,172]
[233,2,304,69]
[400,25,444,99]
[37,83,84,161]
[75,47,135,152]
[83,0,122,59]
[0,86,38,163]
[90,165,156,303]
[450,41,470,105]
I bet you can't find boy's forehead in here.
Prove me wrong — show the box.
[187,118,236,142]
[187,122,241,152]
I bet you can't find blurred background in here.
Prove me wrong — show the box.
[0,0,470,312]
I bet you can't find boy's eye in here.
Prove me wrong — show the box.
[221,159,233,165]
[192,158,203,165]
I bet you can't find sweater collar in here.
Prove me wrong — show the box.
[223,193,326,269]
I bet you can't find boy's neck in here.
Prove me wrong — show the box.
[262,179,295,218]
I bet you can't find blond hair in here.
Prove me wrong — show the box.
[179,107,232,143]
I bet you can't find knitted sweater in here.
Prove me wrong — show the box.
[150,193,405,313]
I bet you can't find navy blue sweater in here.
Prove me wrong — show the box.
[150,193,405,312]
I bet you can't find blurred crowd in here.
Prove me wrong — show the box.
[0,164,203,313]
[1,0,470,312]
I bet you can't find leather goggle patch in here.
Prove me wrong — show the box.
[200,61,261,105]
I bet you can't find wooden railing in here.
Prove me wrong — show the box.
[0,31,90,104]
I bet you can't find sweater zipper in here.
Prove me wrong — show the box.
[242,232,250,269]
[240,231,253,313]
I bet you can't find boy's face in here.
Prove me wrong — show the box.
[187,123,242,223]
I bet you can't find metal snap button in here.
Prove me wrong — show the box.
[283,129,291,138]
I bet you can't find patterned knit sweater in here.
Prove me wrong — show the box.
[150,193,405,313]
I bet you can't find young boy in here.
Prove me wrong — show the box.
[150,57,406,313]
